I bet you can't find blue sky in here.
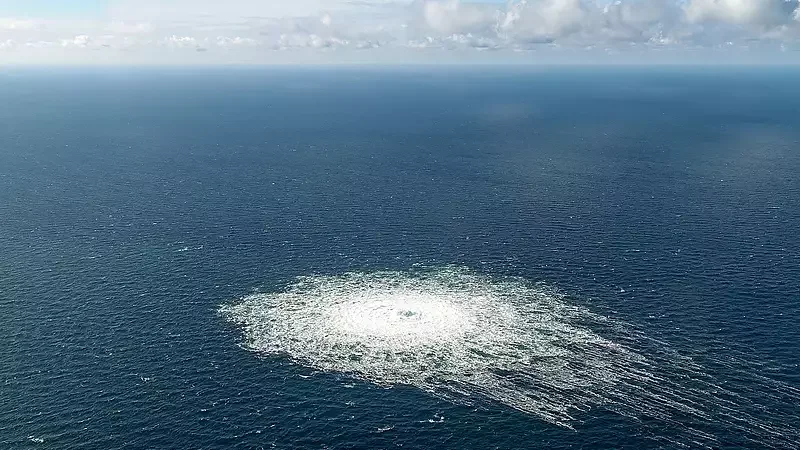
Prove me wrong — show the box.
[1,0,799,65]
[0,0,108,17]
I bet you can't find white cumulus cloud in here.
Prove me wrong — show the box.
[61,35,91,48]
[685,0,796,26]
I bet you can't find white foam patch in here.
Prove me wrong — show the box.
[221,267,641,425]
[221,267,800,448]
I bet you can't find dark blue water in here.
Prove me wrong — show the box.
[1,67,798,449]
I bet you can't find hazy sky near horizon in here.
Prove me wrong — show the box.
[1,0,800,64]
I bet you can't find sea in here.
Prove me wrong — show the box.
[1,67,798,449]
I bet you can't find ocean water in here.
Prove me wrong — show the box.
[1,67,799,449]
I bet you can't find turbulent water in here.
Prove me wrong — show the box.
[223,268,629,426]
[223,267,800,448]
[2,68,799,449]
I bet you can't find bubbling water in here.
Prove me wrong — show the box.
[331,291,470,344]
[221,267,641,426]
[221,267,800,447]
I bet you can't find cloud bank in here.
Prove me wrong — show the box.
[1,0,799,63]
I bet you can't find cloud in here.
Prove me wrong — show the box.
[421,0,496,34]
[24,40,58,49]
[685,0,797,26]
[276,32,350,49]
[108,0,394,23]
[216,36,259,47]
[0,18,37,31]
[60,35,91,48]
[107,22,154,34]
[1,0,800,63]
[165,35,198,48]
[497,0,588,42]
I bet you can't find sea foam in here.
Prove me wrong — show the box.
[222,267,800,448]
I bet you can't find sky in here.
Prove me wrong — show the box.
[1,0,799,64]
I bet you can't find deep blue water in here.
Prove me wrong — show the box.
[1,67,799,449]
